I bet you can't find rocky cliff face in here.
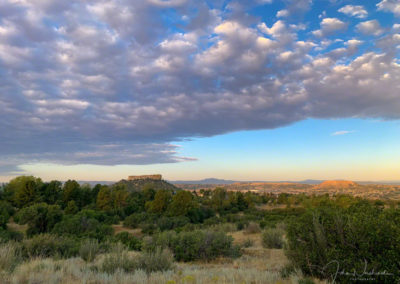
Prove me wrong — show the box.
[128,174,162,181]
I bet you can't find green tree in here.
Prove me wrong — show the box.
[7,176,43,208]
[112,185,129,211]
[65,200,79,214]
[62,180,81,207]
[168,190,197,216]
[96,186,112,211]
[16,203,63,236]
[42,180,62,205]
[146,190,172,214]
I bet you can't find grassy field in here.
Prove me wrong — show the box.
[0,229,324,284]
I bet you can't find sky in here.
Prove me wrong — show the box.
[0,0,399,182]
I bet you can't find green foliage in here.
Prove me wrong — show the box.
[101,243,136,274]
[136,247,174,274]
[22,234,79,258]
[286,201,400,283]
[79,239,100,262]
[144,230,240,262]
[96,186,112,211]
[65,200,79,214]
[0,206,10,229]
[168,190,196,216]
[124,212,155,228]
[7,176,43,208]
[146,189,172,214]
[16,203,63,236]
[157,216,190,231]
[62,180,81,207]
[113,232,142,251]
[0,228,23,244]
[262,227,285,249]
[52,214,113,240]
[298,278,315,284]
[41,180,62,205]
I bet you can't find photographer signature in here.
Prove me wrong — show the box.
[320,260,394,283]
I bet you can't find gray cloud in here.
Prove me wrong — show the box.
[0,0,399,174]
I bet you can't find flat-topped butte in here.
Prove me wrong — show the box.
[127,174,162,181]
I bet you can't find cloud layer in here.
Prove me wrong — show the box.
[0,0,399,173]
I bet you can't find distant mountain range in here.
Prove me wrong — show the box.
[170,178,400,185]
[27,178,400,186]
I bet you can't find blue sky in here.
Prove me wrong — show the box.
[0,0,399,181]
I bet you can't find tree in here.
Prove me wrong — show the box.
[142,184,156,201]
[62,180,81,207]
[65,200,79,214]
[168,190,197,216]
[16,203,63,236]
[111,188,129,210]
[146,190,172,214]
[42,180,62,205]
[7,176,43,208]
[96,186,112,211]
[211,187,230,212]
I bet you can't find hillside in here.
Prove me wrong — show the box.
[315,180,358,189]
[115,178,178,192]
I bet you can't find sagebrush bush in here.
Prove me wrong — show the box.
[244,222,261,234]
[262,228,284,249]
[0,242,22,272]
[136,247,174,274]
[79,239,99,262]
[144,230,241,262]
[113,232,142,251]
[22,234,78,258]
[101,243,136,274]
[52,214,113,241]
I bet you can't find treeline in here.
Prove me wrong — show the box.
[1,176,400,282]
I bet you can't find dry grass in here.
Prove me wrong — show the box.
[112,223,143,237]
[0,229,326,283]
[2,256,310,284]
[7,221,28,235]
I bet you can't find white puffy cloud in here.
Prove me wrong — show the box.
[339,5,368,19]
[357,20,384,36]
[313,18,347,37]
[377,0,400,16]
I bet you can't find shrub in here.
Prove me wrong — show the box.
[145,230,241,262]
[262,228,284,249]
[157,216,189,231]
[15,203,63,236]
[0,242,22,272]
[52,214,113,241]
[22,234,78,258]
[136,247,174,274]
[113,232,141,251]
[0,207,10,229]
[244,222,261,234]
[101,243,136,274]
[0,228,23,244]
[79,239,99,262]
[285,202,400,283]
[123,212,151,228]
